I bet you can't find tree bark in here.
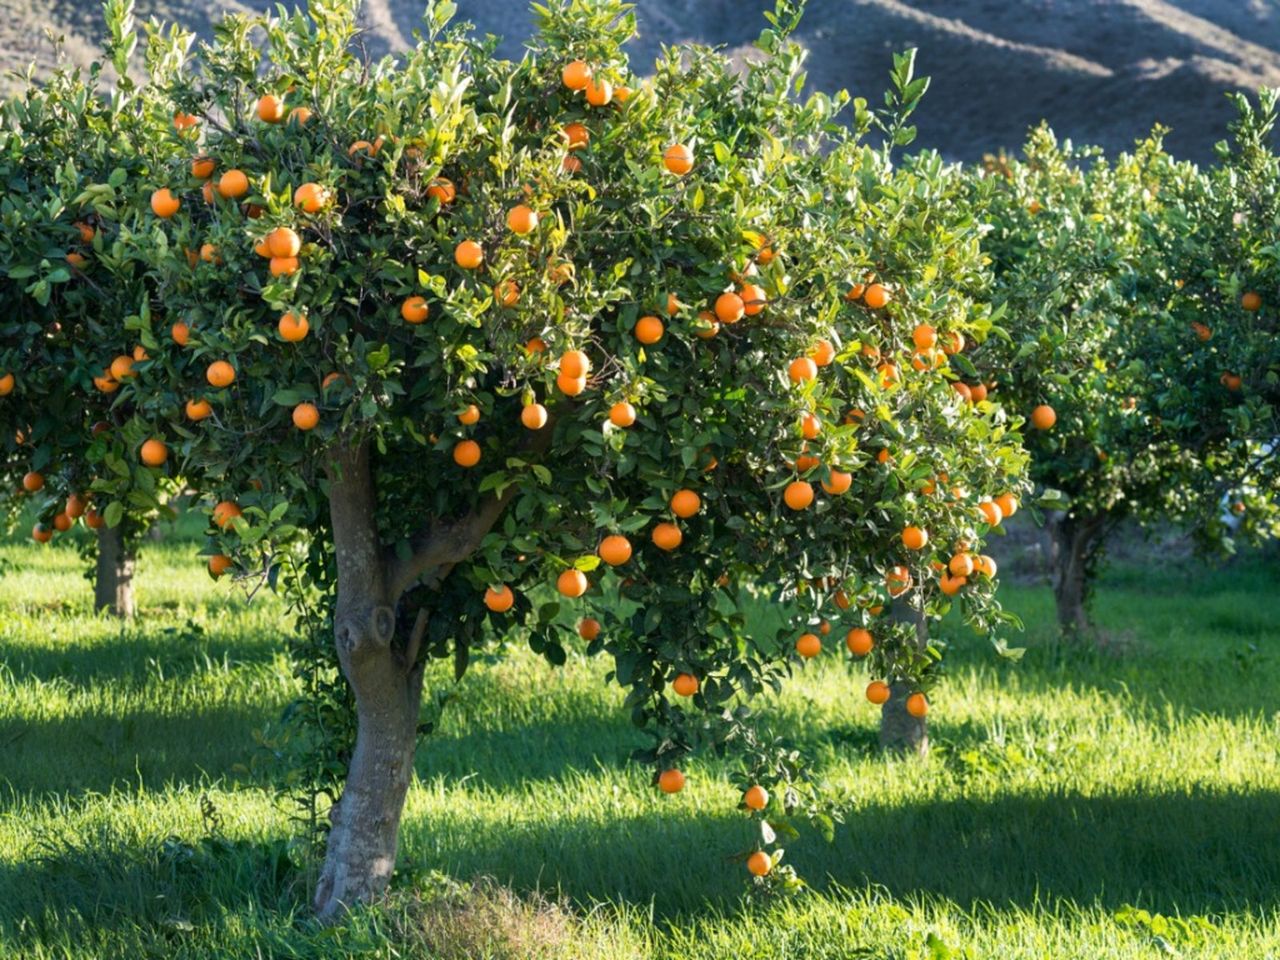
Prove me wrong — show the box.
[879,595,929,755]
[1047,511,1107,638]
[94,523,136,618]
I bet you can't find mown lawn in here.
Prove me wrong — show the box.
[1,532,1278,958]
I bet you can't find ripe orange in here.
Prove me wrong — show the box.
[484,585,515,612]
[212,500,242,529]
[902,526,928,550]
[267,227,301,258]
[912,323,936,351]
[609,402,636,427]
[672,673,699,697]
[794,452,820,472]
[715,292,745,324]
[94,374,119,394]
[561,59,592,90]
[973,555,998,578]
[50,513,71,533]
[822,469,852,495]
[634,315,664,345]
[652,522,683,551]
[664,293,681,317]
[598,535,632,566]
[863,283,890,309]
[84,509,104,529]
[578,617,602,641]
[547,259,575,285]
[173,112,200,131]
[563,122,589,150]
[560,350,591,378]
[0,373,13,396]
[846,282,866,301]
[557,568,589,598]
[218,169,249,199]
[22,471,44,492]
[663,144,694,175]
[1031,404,1056,430]
[866,681,891,705]
[800,412,821,440]
[969,383,988,403]
[32,523,53,544]
[905,692,928,718]
[289,106,312,125]
[269,256,300,277]
[140,438,168,466]
[995,492,1018,518]
[521,403,548,429]
[455,240,484,269]
[150,188,180,218]
[784,480,814,511]
[876,363,900,389]
[942,330,965,355]
[110,354,135,380]
[278,311,310,341]
[886,565,912,597]
[427,178,456,204]
[494,280,520,306]
[585,77,613,106]
[191,156,215,179]
[65,494,86,519]
[292,403,319,431]
[1221,373,1242,391]
[256,94,285,123]
[978,500,1003,526]
[186,399,213,421]
[557,372,587,396]
[788,357,817,384]
[796,632,822,658]
[208,554,233,578]
[747,851,772,877]
[1242,291,1262,312]
[658,769,685,794]
[507,204,538,235]
[671,489,701,518]
[809,339,836,367]
[199,243,221,265]
[453,440,481,468]
[401,296,430,324]
[206,361,236,388]
[293,182,329,213]
[846,627,873,657]
[562,154,583,174]
[739,283,766,316]
[948,553,975,577]
[744,785,768,811]
[940,572,967,596]
[457,404,481,426]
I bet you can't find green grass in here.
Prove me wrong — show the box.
[2,534,1279,958]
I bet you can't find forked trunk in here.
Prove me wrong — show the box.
[1047,512,1106,638]
[94,523,136,618]
[879,596,929,755]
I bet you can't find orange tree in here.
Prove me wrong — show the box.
[110,0,1029,916]
[0,1,185,616]
[968,127,1223,635]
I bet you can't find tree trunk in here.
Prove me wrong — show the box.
[879,595,929,755]
[95,523,136,618]
[1047,512,1107,638]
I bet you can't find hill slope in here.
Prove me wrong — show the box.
[4,0,1280,160]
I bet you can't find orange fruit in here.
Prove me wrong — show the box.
[557,568,589,598]
[206,360,235,388]
[905,692,928,718]
[902,526,928,550]
[1221,373,1243,391]
[739,283,766,316]
[401,296,430,324]
[942,331,965,355]
[846,282,866,301]
[292,403,319,431]
[65,494,87,519]
[267,227,302,258]
[507,204,538,235]
[484,585,515,612]
[1031,404,1056,430]
[427,178,456,205]
[695,312,720,339]
[614,85,632,103]
[269,256,300,277]
[973,555,998,578]
[1242,291,1262,312]
[186,399,213,421]
[940,573,967,596]
[208,554,233,578]
[746,851,771,877]
[110,354,135,380]
[585,77,613,106]
[599,535,632,566]
[978,500,1003,526]
[457,404,481,426]
[578,618,602,641]
[846,627,873,657]
[672,673,699,697]
[809,339,836,367]
[218,169,249,199]
[715,292,745,324]
[563,122,589,150]
[663,144,693,175]
[658,768,685,794]
[212,500,242,529]
[866,681,891,705]
[494,280,520,306]
[94,375,119,394]
[796,632,821,658]
[22,471,44,492]
[994,493,1018,518]
[453,439,481,468]
[788,357,817,384]
[562,59,592,90]
[822,469,852,495]
[256,94,285,123]
[744,785,768,811]
[455,240,484,269]
[51,513,72,532]
[652,522,683,551]
[969,383,988,403]
[948,553,974,577]
[560,350,591,378]
[912,324,936,351]
[0,373,13,396]
[289,106,312,125]
[800,412,821,440]
[557,372,587,396]
[671,489,701,518]
[863,283,890,309]
[609,402,636,427]
[635,315,664,345]
[84,509,104,530]
[665,293,681,317]
[150,188,180,218]
[784,480,814,511]
[279,311,309,341]
[886,565,912,596]
[199,243,221,265]
[521,403,548,430]
[140,438,168,466]
[32,523,53,544]
[293,182,329,213]
[173,112,200,131]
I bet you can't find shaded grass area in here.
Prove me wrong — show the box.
[1,536,1278,957]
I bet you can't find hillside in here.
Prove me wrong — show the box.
[4,0,1280,160]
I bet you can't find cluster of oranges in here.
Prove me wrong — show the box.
[19,477,103,542]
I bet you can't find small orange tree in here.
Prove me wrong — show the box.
[0,2,184,615]
[108,0,1028,915]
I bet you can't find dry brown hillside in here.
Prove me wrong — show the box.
[4,0,1280,160]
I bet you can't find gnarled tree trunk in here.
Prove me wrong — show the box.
[879,595,929,755]
[95,523,136,618]
[1046,511,1107,638]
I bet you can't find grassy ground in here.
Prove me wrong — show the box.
[1,531,1278,958]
